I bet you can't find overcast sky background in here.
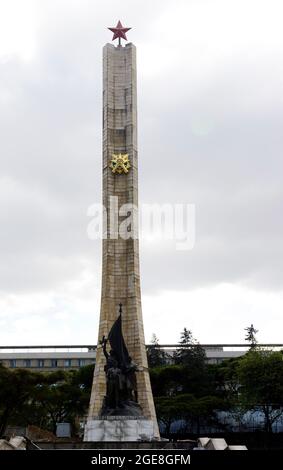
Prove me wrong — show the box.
[0,0,283,345]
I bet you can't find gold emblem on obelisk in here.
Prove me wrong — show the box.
[109,153,131,174]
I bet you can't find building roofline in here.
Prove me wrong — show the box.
[0,343,282,350]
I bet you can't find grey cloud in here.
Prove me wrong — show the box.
[0,0,282,300]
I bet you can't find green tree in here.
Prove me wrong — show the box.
[180,395,225,434]
[155,396,183,435]
[171,328,209,397]
[147,334,168,368]
[70,364,94,393]
[216,357,242,398]
[150,365,184,397]
[173,328,206,366]
[237,350,283,432]
[0,365,42,436]
[244,324,258,349]
[0,365,92,436]
[150,359,214,401]
[155,394,223,436]
[31,370,89,434]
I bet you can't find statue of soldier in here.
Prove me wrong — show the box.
[101,335,123,409]
[123,356,138,403]
[100,306,143,416]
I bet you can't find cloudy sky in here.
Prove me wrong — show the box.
[0,0,283,345]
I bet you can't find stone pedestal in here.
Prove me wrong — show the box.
[84,418,156,442]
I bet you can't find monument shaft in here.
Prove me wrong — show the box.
[86,43,159,439]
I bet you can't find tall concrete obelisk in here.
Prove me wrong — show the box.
[84,22,159,441]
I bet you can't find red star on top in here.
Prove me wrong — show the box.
[108,20,131,45]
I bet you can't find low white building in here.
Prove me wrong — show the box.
[0,344,250,371]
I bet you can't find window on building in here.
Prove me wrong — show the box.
[24,359,31,367]
[38,359,44,368]
[78,359,85,367]
[64,359,72,367]
[10,359,16,368]
[51,359,58,368]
